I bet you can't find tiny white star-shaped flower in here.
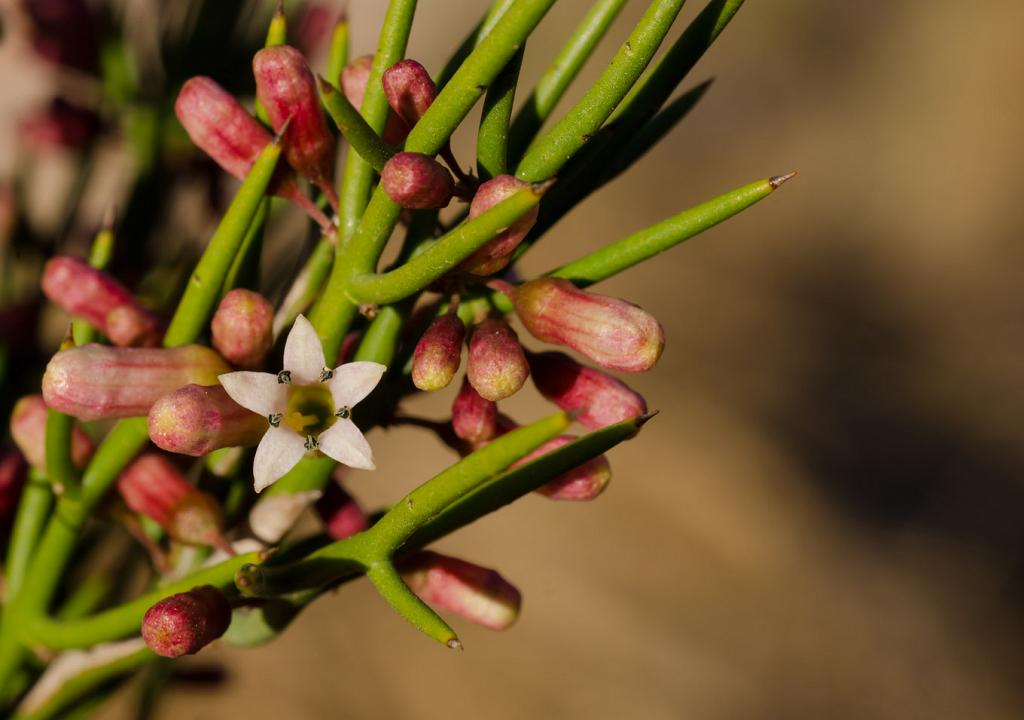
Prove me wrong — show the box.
[219,315,385,493]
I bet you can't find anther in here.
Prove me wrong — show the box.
[335,406,351,419]
[304,435,319,450]
[277,370,292,384]
[319,368,333,382]
[268,413,282,427]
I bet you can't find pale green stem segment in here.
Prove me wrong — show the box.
[221,197,268,294]
[367,561,459,648]
[43,410,77,493]
[435,0,516,89]
[477,47,524,180]
[507,0,627,164]
[318,77,396,173]
[255,3,288,125]
[272,235,335,338]
[71,220,115,345]
[325,12,351,87]
[515,0,687,182]
[3,472,52,598]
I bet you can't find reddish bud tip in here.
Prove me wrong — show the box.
[451,377,497,444]
[315,482,368,540]
[528,351,647,429]
[211,289,274,369]
[460,176,539,276]
[142,585,232,658]
[340,55,408,146]
[400,551,521,631]
[467,319,529,401]
[10,394,95,471]
[412,314,465,391]
[0,451,27,525]
[148,384,268,456]
[381,152,455,209]
[514,278,664,372]
[382,59,437,128]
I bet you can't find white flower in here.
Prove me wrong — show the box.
[218,315,385,493]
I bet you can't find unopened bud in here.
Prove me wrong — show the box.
[382,59,436,127]
[400,551,521,631]
[381,152,455,209]
[467,319,529,401]
[211,289,274,368]
[460,176,539,276]
[175,76,330,228]
[510,278,664,372]
[451,377,497,444]
[512,435,612,500]
[528,351,647,429]
[148,384,268,456]
[316,481,367,540]
[340,55,408,146]
[43,344,229,421]
[0,451,27,524]
[10,395,95,471]
[142,585,232,658]
[412,313,464,391]
[118,453,231,552]
[42,257,160,347]
[253,45,338,208]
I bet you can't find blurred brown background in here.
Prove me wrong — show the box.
[10,0,1024,717]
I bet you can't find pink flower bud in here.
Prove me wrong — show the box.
[451,377,497,444]
[142,585,232,658]
[467,319,529,401]
[380,152,455,209]
[0,451,27,525]
[118,453,231,552]
[175,76,331,229]
[253,45,338,209]
[148,384,267,456]
[513,435,612,501]
[528,351,647,429]
[211,289,274,368]
[316,481,367,540]
[10,395,95,471]
[340,55,408,146]
[382,59,437,128]
[400,551,521,631]
[43,344,230,421]
[460,176,539,276]
[510,278,664,372]
[19,99,99,150]
[42,257,161,347]
[412,313,464,391]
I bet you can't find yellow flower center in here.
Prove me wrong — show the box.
[283,384,336,436]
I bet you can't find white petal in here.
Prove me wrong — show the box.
[317,419,375,470]
[328,361,386,409]
[283,314,327,384]
[219,372,286,416]
[252,426,308,493]
[248,490,323,543]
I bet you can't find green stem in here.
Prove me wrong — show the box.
[254,2,288,125]
[325,11,351,87]
[221,198,268,294]
[319,78,396,173]
[272,235,335,338]
[3,472,53,598]
[477,48,524,180]
[71,219,116,346]
[44,410,78,493]
[366,561,459,648]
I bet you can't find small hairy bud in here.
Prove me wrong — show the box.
[42,257,161,347]
[460,176,539,276]
[467,319,529,401]
[528,351,647,429]
[382,59,437,127]
[148,384,268,456]
[43,344,230,421]
[211,289,274,369]
[510,278,665,372]
[340,55,408,146]
[253,45,338,208]
[513,434,612,501]
[142,585,232,658]
[451,377,497,444]
[316,481,368,540]
[0,451,26,525]
[117,453,231,552]
[10,394,95,471]
[412,313,465,391]
[380,152,455,209]
[400,551,521,631]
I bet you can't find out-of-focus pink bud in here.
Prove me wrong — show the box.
[508,278,664,372]
[253,45,338,211]
[400,551,521,631]
[512,434,612,500]
[175,77,331,229]
[10,395,95,471]
[340,55,408,146]
[528,351,647,429]
[42,257,161,347]
[467,319,529,401]
[148,384,267,456]
[380,152,455,209]
[118,453,231,553]
[451,377,497,444]
[19,99,99,150]
[43,344,230,421]
[27,0,98,72]
[382,59,437,128]
[460,176,539,276]
[211,289,274,368]
[316,481,367,540]
[0,451,27,525]
[412,313,464,391]
[294,4,334,59]
[142,585,232,658]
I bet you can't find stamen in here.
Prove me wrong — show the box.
[277,370,292,384]
[335,406,350,419]
[268,413,282,427]
[304,435,318,450]
[319,368,334,382]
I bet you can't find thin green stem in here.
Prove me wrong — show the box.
[319,77,396,173]
[71,219,116,346]
[477,48,524,180]
[325,11,351,87]
[221,198,268,294]
[273,234,335,338]
[44,410,78,493]
[367,561,459,648]
[254,2,288,125]
[4,472,53,598]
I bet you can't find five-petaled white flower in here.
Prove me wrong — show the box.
[219,315,385,493]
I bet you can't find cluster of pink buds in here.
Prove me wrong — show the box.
[142,585,232,658]
[340,55,408,146]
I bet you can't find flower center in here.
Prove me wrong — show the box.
[283,384,336,436]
